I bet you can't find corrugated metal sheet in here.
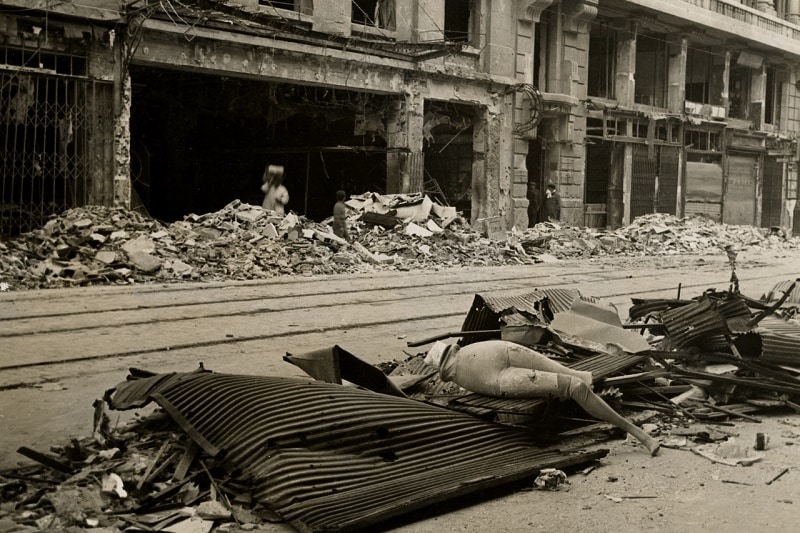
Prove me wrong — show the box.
[661,299,729,350]
[109,372,605,533]
[763,280,800,304]
[629,298,682,321]
[755,316,800,365]
[459,289,597,346]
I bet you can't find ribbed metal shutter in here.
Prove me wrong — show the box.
[631,144,656,219]
[723,153,758,225]
[761,157,782,228]
[656,146,679,214]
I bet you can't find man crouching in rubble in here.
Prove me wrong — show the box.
[425,340,660,456]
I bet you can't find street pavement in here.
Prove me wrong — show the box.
[2,250,799,531]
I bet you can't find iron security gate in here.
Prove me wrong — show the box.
[631,144,680,219]
[762,157,782,228]
[723,153,758,226]
[0,70,113,237]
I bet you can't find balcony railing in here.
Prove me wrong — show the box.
[679,0,800,41]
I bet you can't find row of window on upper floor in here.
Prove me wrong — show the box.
[585,22,787,127]
[260,0,472,41]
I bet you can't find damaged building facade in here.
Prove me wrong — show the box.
[1,0,800,237]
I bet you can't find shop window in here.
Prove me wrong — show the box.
[588,22,616,99]
[685,129,721,152]
[634,33,668,107]
[685,47,713,104]
[765,66,783,126]
[352,0,394,29]
[444,0,472,43]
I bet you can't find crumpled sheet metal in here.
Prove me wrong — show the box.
[549,299,652,354]
[754,316,800,365]
[283,344,406,397]
[108,372,606,532]
[459,289,596,346]
[660,298,729,350]
[764,279,800,304]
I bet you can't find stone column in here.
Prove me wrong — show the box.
[788,0,800,24]
[614,23,637,108]
[472,94,513,225]
[667,35,688,114]
[310,0,351,37]
[710,48,730,109]
[482,0,515,78]
[386,83,425,193]
[414,0,444,42]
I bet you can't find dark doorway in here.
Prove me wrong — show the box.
[585,142,611,228]
[129,67,389,222]
[526,139,545,226]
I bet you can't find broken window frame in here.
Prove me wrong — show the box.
[728,65,753,121]
[444,0,474,44]
[352,0,396,31]
[685,46,714,105]
[587,20,617,100]
[634,33,668,108]
[764,65,783,127]
[685,128,722,153]
[533,16,552,92]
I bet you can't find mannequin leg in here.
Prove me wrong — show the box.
[556,374,660,456]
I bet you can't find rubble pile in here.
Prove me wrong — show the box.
[518,213,800,258]
[1,196,799,290]
[0,407,282,532]
[0,194,534,290]
[3,278,800,532]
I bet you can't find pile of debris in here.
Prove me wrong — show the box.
[0,194,534,290]
[2,274,800,531]
[1,196,798,290]
[518,213,800,258]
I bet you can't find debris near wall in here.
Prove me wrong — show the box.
[1,200,798,290]
[0,195,535,290]
[519,213,800,258]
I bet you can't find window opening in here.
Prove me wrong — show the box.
[588,21,616,99]
[634,33,668,107]
[729,66,752,120]
[765,66,782,126]
[685,47,713,104]
[352,0,394,29]
[259,0,297,10]
[444,0,471,42]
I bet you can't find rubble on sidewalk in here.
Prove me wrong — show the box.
[2,196,799,290]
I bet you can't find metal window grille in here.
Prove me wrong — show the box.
[0,69,112,237]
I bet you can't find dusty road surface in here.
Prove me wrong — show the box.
[1,248,799,532]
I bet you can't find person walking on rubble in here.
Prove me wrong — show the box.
[544,182,561,221]
[424,340,660,456]
[261,164,289,215]
[332,189,351,241]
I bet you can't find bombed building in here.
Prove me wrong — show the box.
[1,0,800,237]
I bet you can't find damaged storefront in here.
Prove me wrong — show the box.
[1,0,531,237]
[0,7,122,236]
